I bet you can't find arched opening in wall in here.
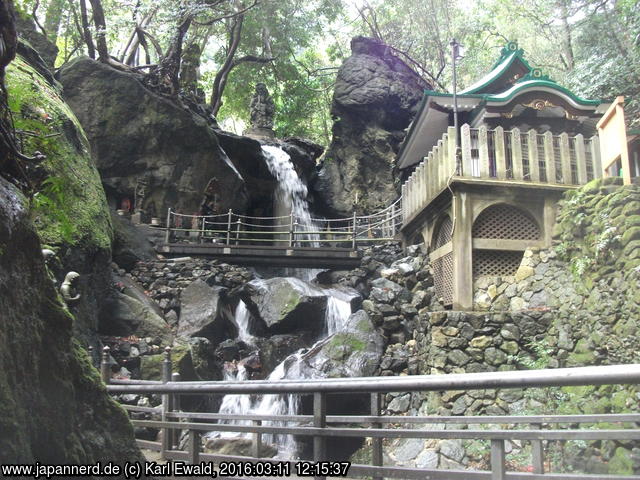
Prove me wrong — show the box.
[472,204,541,282]
[431,214,454,307]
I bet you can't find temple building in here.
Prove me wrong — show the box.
[397,41,637,310]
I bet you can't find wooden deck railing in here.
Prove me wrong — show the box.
[402,124,602,222]
[161,198,403,249]
[104,347,640,480]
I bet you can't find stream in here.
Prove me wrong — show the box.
[205,146,356,458]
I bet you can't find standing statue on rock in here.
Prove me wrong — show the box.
[250,83,275,129]
[244,83,276,139]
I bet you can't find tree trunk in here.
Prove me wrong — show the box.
[150,1,192,95]
[43,0,65,44]
[0,0,18,174]
[558,0,574,71]
[210,14,244,116]
[78,0,95,59]
[87,0,110,63]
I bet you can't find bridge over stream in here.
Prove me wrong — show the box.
[154,199,402,269]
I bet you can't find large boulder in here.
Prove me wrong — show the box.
[111,212,157,271]
[15,12,58,70]
[178,279,235,341]
[99,290,173,346]
[58,57,249,217]
[314,36,428,216]
[239,278,328,334]
[298,310,385,379]
[0,177,144,465]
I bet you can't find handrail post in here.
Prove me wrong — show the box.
[531,423,544,474]
[226,209,233,245]
[371,393,383,480]
[187,429,200,464]
[200,217,206,243]
[491,439,506,480]
[252,420,262,458]
[289,212,295,247]
[100,346,111,384]
[351,210,357,249]
[88,346,95,368]
[313,392,327,478]
[161,346,172,459]
[164,208,172,244]
[171,372,181,449]
[235,218,241,245]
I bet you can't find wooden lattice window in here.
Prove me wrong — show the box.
[433,215,453,249]
[473,250,523,278]
[472,204,540,241]
[432,215,454,306]
[433,252,454,305]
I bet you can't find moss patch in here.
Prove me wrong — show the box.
[5,56,112,251]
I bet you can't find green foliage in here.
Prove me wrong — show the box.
[20,0,638,141]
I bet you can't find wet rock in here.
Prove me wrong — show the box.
[178,280,233,341]
[297,310,385,378]
[240,278,328,334]
[99,290,172,345]
[204,438,277,458]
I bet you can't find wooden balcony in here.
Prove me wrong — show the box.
[402,124,602,223]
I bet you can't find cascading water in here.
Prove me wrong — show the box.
[208,145,355,458]
[262,145,319,248]
[232,300,253,344]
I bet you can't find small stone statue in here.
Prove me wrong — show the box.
[134,176,150,213]
[42,249,56,263]
[249,83,275,130]
[200,176,222,216]
[42,249,60,286]
[60,271,81,304]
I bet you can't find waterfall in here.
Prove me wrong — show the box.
[262,145,319,247]
[208,145,354,458]
[232,300,253,344]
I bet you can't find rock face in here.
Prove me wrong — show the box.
[6,54,113,346]
[0,177,143,465]
[58,57,249,217]
[240,278,328,334]
[314,36,428,216]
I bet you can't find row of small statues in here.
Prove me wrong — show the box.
[42,249,81,304]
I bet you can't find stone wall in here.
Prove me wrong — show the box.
[356,179,640,474]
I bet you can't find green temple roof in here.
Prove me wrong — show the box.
[396,41,608,170]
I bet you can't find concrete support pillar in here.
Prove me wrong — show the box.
[452,191,473,310]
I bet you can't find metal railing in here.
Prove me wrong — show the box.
[161,198,403,249]
[402,125,602,222]
[103,348,640,479]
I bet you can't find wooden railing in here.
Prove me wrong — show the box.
[402,124,602,222]
[104,347,640,479]
[161,198,403,249]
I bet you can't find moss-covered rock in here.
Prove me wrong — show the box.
[0,177,143,467]
[5,54,113,344]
